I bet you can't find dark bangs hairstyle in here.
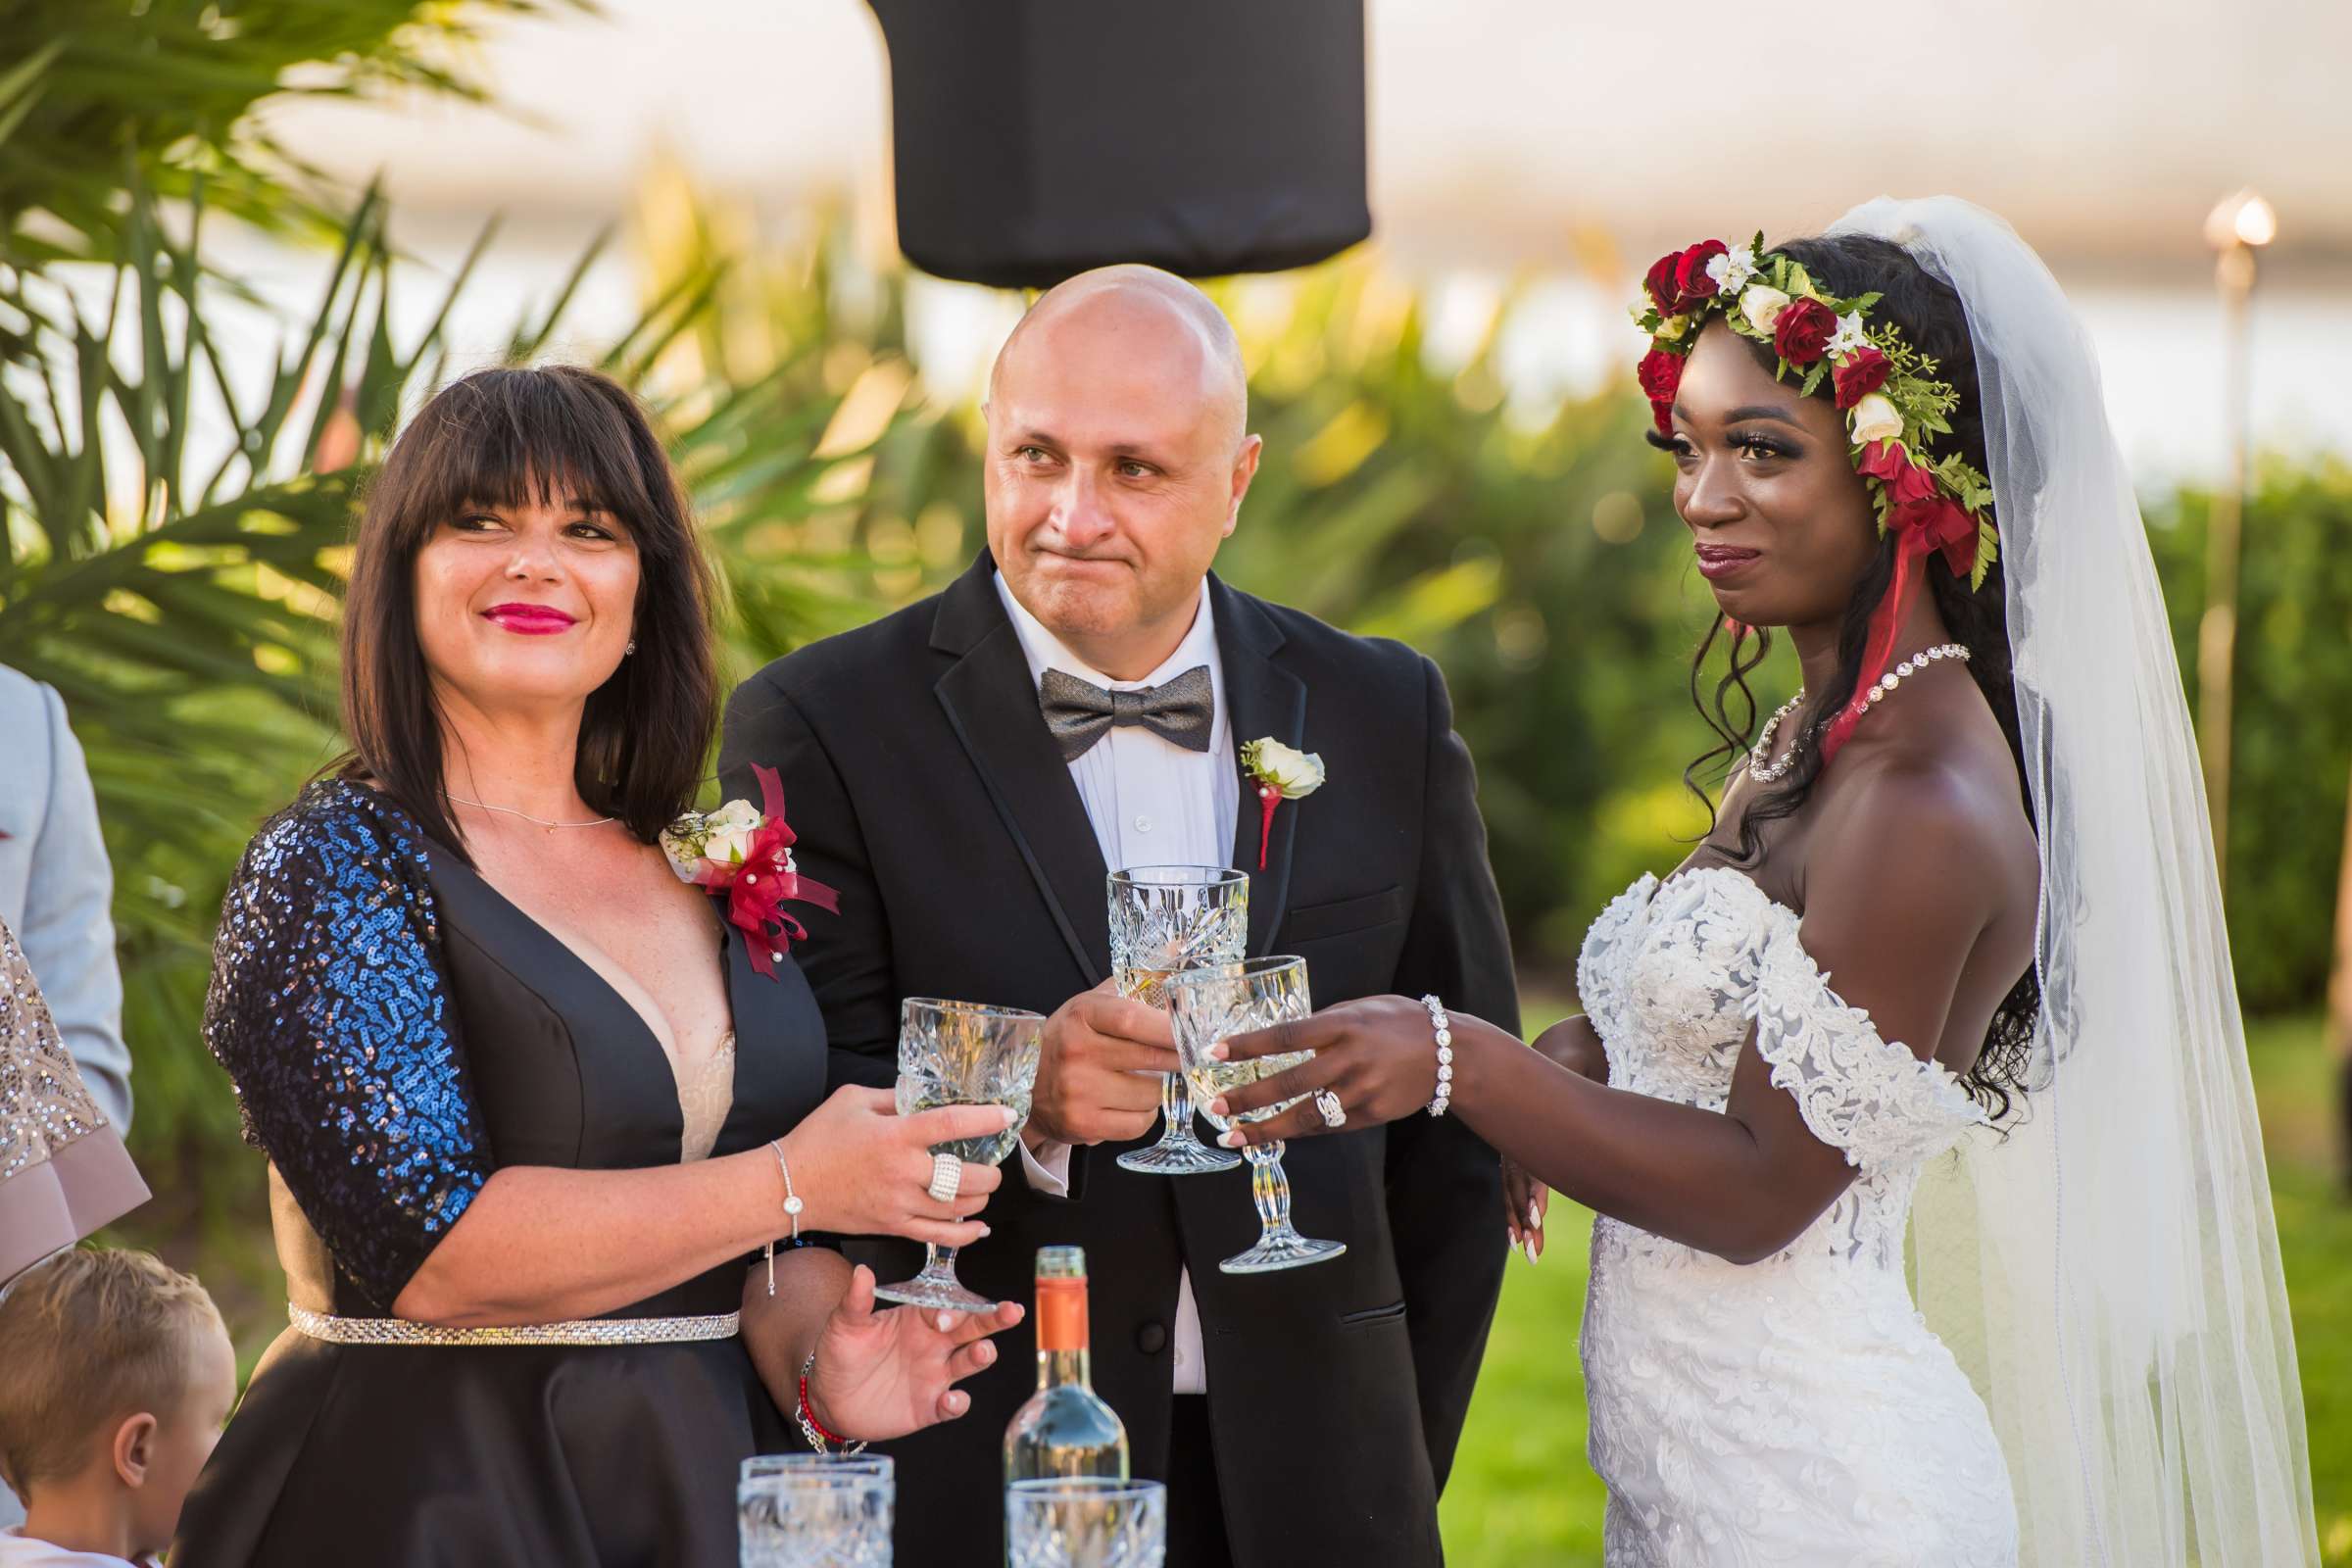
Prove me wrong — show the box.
[1680,233,2037,1119]
[339,364,718,858]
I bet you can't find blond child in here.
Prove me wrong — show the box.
[0,1250,234,1566]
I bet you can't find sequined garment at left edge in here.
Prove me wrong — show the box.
[201,780,489,1312]
[0,915,149,1283]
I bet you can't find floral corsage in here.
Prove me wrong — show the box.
[662,763,839,979]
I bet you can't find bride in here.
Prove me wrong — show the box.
[1205,198,2319,1565]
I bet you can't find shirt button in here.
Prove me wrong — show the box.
[1136,1321,1168,1354]
[1133,814,1152,833]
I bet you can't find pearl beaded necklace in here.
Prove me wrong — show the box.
[1746,643,1972,785]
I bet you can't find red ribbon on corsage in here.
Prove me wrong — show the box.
[671,764,840,980]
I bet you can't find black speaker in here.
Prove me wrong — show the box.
[864,0,1370,287]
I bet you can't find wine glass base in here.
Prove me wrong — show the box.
[1116,1136,1243,1175]
[872,1274,997,1313]
[1219,1234,1347,1275]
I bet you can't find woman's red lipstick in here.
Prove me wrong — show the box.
[482,602,577,635]
[1694,544,1762,581]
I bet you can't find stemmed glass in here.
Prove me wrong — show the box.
[1006,1478,1168,1568]
[1164,956,1347,1273]
[874,997,1044,1312]
[738,1454,893,1567]
[1108,865,1248,1176]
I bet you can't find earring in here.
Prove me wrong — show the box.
[624,639,636,656]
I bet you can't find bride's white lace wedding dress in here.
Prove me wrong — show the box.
[1575,865,2020,1567]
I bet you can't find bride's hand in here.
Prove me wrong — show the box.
[776,1087,1012,1246]
[806,1265,1025,1441]
[1203,994,1458,1143]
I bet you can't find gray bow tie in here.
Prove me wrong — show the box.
[1039,665,1214,761]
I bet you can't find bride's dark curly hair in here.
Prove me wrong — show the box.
[1680,233,2037,1120]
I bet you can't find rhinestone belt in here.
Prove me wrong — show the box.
[289,1303,741,1347]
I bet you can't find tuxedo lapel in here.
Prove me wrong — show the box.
[1211,577,1306,957]
[931,557,1112,985]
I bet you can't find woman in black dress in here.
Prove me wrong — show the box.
[176,367,1021,1566]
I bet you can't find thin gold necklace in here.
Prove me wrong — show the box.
[448,796,616,830]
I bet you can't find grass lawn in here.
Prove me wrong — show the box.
[1440,1003,2352,1566]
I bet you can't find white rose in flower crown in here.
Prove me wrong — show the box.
[1848,393,1904,445]
[1739,286,1791,333]
[1244,738,1326,799]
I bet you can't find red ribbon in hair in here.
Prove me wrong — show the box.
[693,764,841,979]
[1820,493,1980,762]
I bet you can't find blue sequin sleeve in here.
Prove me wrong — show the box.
[204,782,490,1311]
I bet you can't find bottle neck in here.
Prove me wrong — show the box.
[1035,1275,1091,1389]
[1038,1347,1092,1389]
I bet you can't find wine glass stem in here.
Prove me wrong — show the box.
[923,1241,958,1281]
[1245,1141,1298,1242]
[1155,1071,1198,1144]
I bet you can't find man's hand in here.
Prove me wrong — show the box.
[1026,980,1178,1147]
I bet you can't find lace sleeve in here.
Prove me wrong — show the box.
[1745,907,1988,1172]
[204,785,490,1309]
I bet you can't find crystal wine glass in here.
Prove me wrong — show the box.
[875,997,1044,1312]
[1006,1478,1168,1568]
[737,1454,894,1568]
[1164,956,1347,1273]
[1108,865,1248,1176]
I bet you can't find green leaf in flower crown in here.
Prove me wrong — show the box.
[1801,362,1829,398]
[1972,520,2000,590]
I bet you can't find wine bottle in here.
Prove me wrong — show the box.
[1004,1246,1130,1482]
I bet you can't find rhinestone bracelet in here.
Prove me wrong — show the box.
[1422,994,1455,1117]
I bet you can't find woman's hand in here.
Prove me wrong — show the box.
[1505,1016,1610,1262]
[776,1087,1012,1247]
[1204,994,1455,1144]
[806,1265,1025,1440]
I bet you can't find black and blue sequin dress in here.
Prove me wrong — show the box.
[174,780,829,1567]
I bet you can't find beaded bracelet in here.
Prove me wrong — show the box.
[1422,994,1454,1117]
[798,1350,867,1455]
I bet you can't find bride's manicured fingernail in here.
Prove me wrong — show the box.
[1000,1106,1018,1126]
[1208,1097,1230,1117]
[937,1311,956,1332]
[1525,1239,1540,1266]
[1207,1042,1230,1061]
[1217,1130,1243,1149]
[1529,1202,1543,1231]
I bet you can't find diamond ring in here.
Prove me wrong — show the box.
[927,1152,963,1204]
[1313,1090,1347,1128]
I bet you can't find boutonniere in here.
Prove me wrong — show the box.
[661,763,840,980]
[1240,738,1326,871]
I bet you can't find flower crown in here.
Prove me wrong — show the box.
[1632,233,1997,591]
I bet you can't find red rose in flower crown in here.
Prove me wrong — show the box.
[1857,439,1938,505]
[1772,297,1838,366]
[661,764,840,979]
[1637,348,1684,434]
[1833,346,1891,409]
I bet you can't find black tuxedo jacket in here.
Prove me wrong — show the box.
[719,555,1515,1567]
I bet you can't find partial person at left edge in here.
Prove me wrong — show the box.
[0,668,141,1533]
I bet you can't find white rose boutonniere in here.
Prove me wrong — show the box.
[1240,737,1326,870]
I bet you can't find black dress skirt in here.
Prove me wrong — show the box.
[174,782,829,1567]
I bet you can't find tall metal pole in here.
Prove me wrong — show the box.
[2196,241,2253,893]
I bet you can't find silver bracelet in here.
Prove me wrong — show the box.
[1422,994,1454,1116]
[764,1139,807,1298]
